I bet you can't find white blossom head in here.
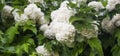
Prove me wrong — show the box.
[40,24,49,32]
[50,22,75,47]
[13,13,29,25]
[44,29,55,39]
[51,1,75,23]
[60,1,69,8]
[52,1,58,6]
[2,5,14,18]
[111,14,120,27]
[80,28,98,39]
[28,0,44,4]
[36,45,51,56]
[55,32,75,47]
[3,5,14,14]
[72,0,87,7]
[102,18,115,34]
[106,0,120,11]
[88,1,104,11]
[24,3,46,25]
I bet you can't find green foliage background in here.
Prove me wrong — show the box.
[0,0,120,56]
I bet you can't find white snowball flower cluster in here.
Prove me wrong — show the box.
[106,0,120,11]
[40,24,49,32]
[81,21,99,39]
[88,1,104,11]
[111,14,120,27]
[102,18,115,34]
[11,3,47,25]
[28,0,44,4]
[44,23,75,47]
[24,4,47,25]
[51,1,75,23]
[3,5,14,14]
[36,45,59,56]
[72,0,87,7]
[52,1,58,6]
[101,14,120,34]
[13,13,28,23]
[36,45,52,56]
[2,5,14,18]
[12,9,29,25]
[41,1,76,47]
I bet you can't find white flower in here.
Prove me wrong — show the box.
[92,21,99,31]
[36,45,51,56]
[55,32,75,47]
[12,9,29,25]
[44,29,55,39]
[52,1,58,6]
[28,0,44,3]
[43,1,76,47]
[24,4,46,24]
[50,22,75,47]
[102,18,115,34]
[18,14,28,22]
[106,0,120,11]
[88,1,104,11]
[81,23,99,39]
[2,5,14,18]
[111,14,120,27]
[12,13,29,25]
[51,1,75,23]
[50,22,75,35]
[72,0,87,7]
[3,5,13,14]
[40,24,49,32]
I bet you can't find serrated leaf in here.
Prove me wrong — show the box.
[71,43,84,56]
[45,42,53,52]
[22,43,30,53]
[37,34,45,45]
[87,38,103,56]
[23,20,37,34]
[5,25,19,44]
[27,38,35,46]
[23,26,37,34]
[16,46,22,56]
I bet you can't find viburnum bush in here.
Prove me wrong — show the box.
[0,0,120,56]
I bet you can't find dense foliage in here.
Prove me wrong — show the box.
[0,0,120,56]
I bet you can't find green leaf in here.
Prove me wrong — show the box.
[45,42,53,52]
[6,46,15,53]
[27,38,35,46]
[5,25,19,44]
[0,31,3,35]
[71,43,84,56]
[115,29,120,46]
[16,46,22,56]
[23,20,37,34]
[87,38,104,56]
[111,45,120,56]
[29,52,37,56]
[22,43,30,53]
[69,16,82,23]
[89,49,95,56]
[37,34,45,45]
[23,26,37,34]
